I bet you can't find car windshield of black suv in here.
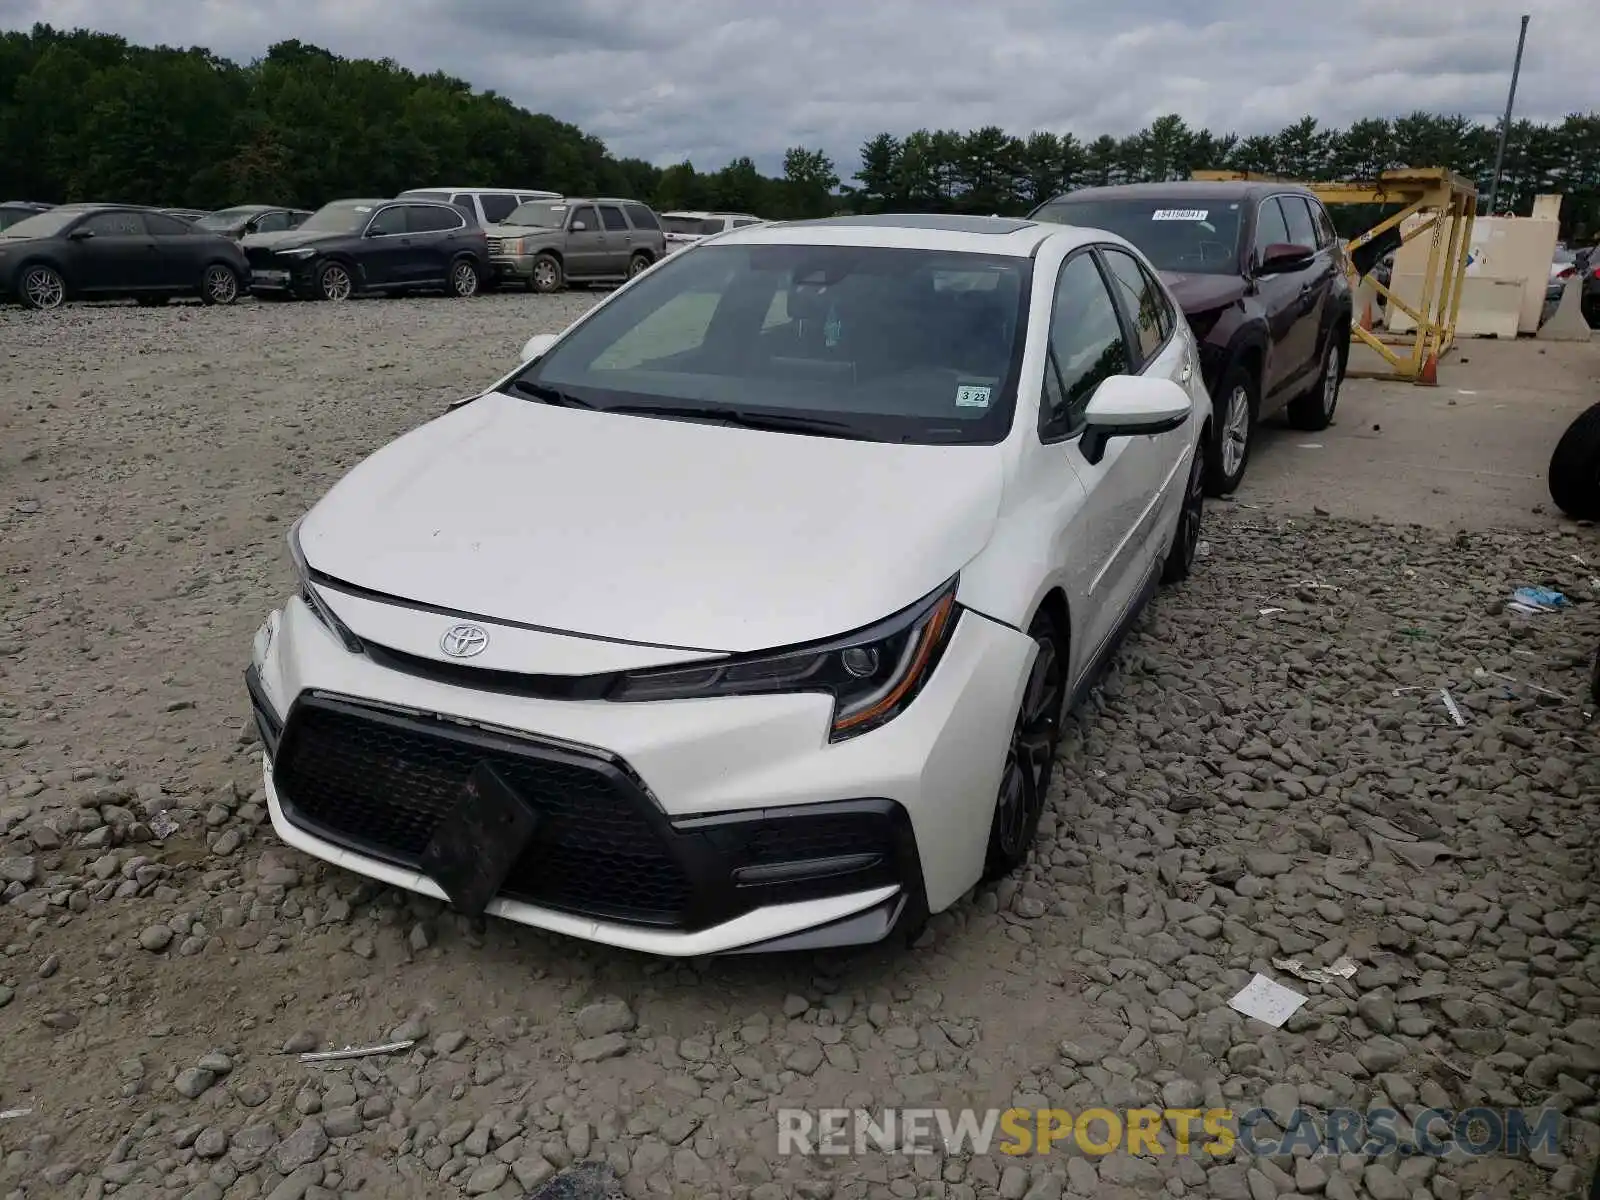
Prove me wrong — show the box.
[504,244,1030,445]
[1033,198,1244,274]
[504,201,570,228]
[297,202,380,234]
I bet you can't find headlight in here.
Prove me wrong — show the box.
[608,577,961,742]
[279,247,317,259]
[503,237,526,255]
[288,519,363,653]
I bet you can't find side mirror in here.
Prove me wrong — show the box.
[68,228,94,241]
[519,332,558,363]
[570,220,588,232]
[1257,242,1314,275]
[1079,375,1191,465]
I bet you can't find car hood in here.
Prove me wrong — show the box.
[1160,271,1248,316]
[484,222,565,238]
[243,229,346,251]
[298,391,1005,654]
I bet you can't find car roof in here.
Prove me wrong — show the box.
[403,187,558,195]
[704,213,1074,257]
[1045,180,1316,204]
[663,210,758,220]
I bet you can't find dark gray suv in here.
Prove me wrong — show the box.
[485,198,667,292]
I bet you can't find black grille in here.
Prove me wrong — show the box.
[272,696,693,925]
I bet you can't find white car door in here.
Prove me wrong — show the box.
[1098,246,1201,574]
[1036,250,1159,677]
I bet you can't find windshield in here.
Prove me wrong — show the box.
[195,207,258,230]
[662,216,722,236]
[0,208,80,238]
[1034,198,1244,274]
[298,202,379,234]
[504,201,570,228]
[505,244,1030,445]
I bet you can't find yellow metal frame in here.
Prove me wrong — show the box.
[1191,168,1478,385]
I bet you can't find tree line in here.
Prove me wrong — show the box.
[2,24,1596,239]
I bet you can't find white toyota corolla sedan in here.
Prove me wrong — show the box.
[247,213,1212,957]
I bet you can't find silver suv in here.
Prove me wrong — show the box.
[486,198,667,292]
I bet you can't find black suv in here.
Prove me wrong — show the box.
[243,198,489,301]
[1030,182,1353,495]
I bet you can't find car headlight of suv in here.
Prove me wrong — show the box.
[608,577,961,742]
[279,247,318,260]
[502,237,526,255]
[288,519,363,653]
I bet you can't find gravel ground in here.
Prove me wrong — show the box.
[2,294,1599,1200]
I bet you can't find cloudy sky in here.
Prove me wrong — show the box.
[1,0,1592,176]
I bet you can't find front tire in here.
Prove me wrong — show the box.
[1288,336,1343,431]
[1162,441,1206,584]
[201,263,241,306]
[982,610,1067,882]
[1549,400,1600,520]
[1205,362,1256,497]
[19,264,66,310]
[530,253,563,294]
[316,261,354,302]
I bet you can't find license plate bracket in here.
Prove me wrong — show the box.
[418,761,541,918]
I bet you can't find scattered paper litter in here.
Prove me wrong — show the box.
[1472,667,1569,701]
[1228,973,1307,1028]
[1258,607,1285,616]
[1439,688,1467,726]
[1196,540,1211,559]
[1271,956,1358,986]
[298,1039,414,1064]
[0,1107,32,1120]
[1298,443,1323,449]
[148,811,180,839]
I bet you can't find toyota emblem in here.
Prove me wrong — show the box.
[439,623,489,658]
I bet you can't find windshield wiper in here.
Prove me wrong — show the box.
[505,379,595,408]
[603,403,871,440]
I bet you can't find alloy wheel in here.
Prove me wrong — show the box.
[452,261,478,297]
[321,265,352,302]
[1222,385,1250,478]
[205,266,238,304]
[1321,346,1341,417]
[994,634,1064,859]
[22,266,64,310]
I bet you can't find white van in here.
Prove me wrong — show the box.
[398,187,562,227]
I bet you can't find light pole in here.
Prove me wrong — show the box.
[1485,14,1530,217]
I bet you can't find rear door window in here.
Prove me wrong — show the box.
[599,205,630,232]
[479,194,519,223]
[144,213,194,236]
[623,204,661,231]
[407,205,464,233]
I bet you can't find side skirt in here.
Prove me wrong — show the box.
[1063,553,1162,716]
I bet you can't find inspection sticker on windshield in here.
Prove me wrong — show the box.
[955,384,991,408]
[1152,209,1208,221]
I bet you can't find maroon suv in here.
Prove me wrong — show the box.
[1029,182,1352,495]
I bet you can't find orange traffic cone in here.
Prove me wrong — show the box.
[1418,352,1438,386]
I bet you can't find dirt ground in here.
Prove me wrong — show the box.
[1,297,1598,1200]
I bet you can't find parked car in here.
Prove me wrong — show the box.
[660,210,764,253]
[246,213,1212,956]
[194,205,313,240]
[1030,181,1352,495]
[485,197,666,292]
[159,208,212,223]
[0,201,52,231]
[0,203,249,309]
[397,187,562,228]
[243,198,489,302]
[1577,245,1600,327]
